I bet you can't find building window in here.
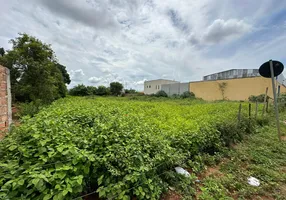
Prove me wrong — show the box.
[158,85,160,90]
[149,85,151,88]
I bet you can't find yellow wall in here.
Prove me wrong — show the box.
[190,77,286,101]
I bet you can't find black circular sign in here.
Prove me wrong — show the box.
[259,60,284,78]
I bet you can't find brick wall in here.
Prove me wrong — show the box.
[0,65,12,131]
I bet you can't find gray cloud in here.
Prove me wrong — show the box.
[167,9,189,33]
[1,0,286,91]
[203,19,252,43]
[39,0,118,29]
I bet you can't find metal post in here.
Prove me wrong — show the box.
[270,60,282,141]
[262,87,268,115]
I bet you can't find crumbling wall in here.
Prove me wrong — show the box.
[0,65,12,131]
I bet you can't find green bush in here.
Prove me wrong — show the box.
[171,94,180,99]
[249,94,269,102]
[155,90,168,97]
[17,100,46,118]
[0,98,263,199]
[180,91,195,99]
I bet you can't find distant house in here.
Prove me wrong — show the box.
[144,79,178,95]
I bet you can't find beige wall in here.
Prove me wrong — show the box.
[190,77,286,101]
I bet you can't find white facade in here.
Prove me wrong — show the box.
[144,79,179,94]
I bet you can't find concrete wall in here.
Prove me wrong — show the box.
[161,82,189,96]
[0,65,12,131]
[190,76,286,101]
[144,79,178,94]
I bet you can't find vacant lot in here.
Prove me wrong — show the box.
[0,97,270,199]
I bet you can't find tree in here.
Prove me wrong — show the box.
[0,47,5,56]
[0,33,68,103]
[69,84,88,96]
[96,86,108,96]
[125,89,136,94]
[86,86,97,95]
[56,64,71,84]
[110,82,123,96]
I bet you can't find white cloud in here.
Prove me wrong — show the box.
[70,69,85,82]
[134,79,147,85]
[203,19,252,43]
[1,0,286,91]
[88,76,102,83]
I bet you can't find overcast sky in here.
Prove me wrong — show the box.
[1,0,286,90]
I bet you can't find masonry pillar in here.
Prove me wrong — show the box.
[0,65,12,131]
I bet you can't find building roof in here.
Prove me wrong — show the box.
[203,69,258,77]
[144,79,179,83]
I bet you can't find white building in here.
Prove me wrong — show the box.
[144,79,178,95]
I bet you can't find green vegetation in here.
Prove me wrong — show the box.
[110,82,124,96]
[249,94,269,102]
[155,90,168,97]
[69,82,124,97]
[0,97,263,199]
[195,122,286,200]
[180,91,196,99]
[0,33,70,103]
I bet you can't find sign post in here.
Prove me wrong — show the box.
[259,60,284,141]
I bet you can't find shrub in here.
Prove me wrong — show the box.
[171,94,180,99]
[17,100,46,118]
[0,98,263,199]
[180,91,195,99]
[155,90,168,97]
[249,94,269,102]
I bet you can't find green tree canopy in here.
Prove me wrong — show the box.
[69,84,88,96]
[110,82,123,96]
[0,33,68,103]
[86,86,97,95]
[0,47,5,56]
[96,85,108,96]
[56,63,71,84]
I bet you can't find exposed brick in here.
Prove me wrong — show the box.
[0,98,7,105]
[0,83,7,89]
[0,115,7,122]
[0,106,7,114]
[0,121,6,128]
[0,90,7,96]
[0,65,10,133]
